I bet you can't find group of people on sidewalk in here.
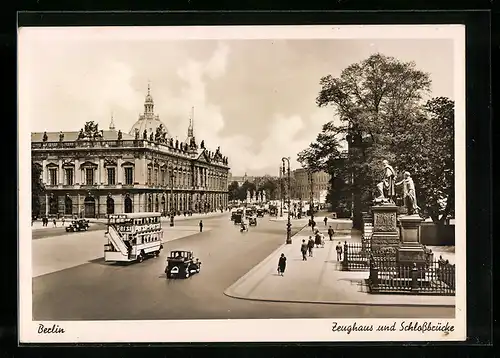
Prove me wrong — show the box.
[276,215,345,276]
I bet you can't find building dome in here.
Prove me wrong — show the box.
[129,115,170,137]
[128,83,170,137]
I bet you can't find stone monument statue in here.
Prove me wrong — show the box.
[246,190,250,202]
[396,171,420,215]
[262,190,266,202]
[375,159,396,203]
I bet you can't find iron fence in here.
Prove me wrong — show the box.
[341,242,371,271]
[368,259,455,295]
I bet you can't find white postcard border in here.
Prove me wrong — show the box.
[18,24,466,343]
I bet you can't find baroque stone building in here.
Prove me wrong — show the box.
[291,168,331,202]
[31,85,230,218]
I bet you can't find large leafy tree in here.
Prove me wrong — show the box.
[301,53,434,228]
[256,175,279,200]
[239,180,257,201]
[32,162,45,217]
[228,181,240,201]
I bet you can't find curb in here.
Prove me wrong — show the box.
[223,292,456,308]
[223,223,309,294]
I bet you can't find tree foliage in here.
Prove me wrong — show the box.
[298,53,454,224]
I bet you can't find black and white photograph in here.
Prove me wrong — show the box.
[18,25,466,342]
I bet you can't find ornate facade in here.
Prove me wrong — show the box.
[31,85,230,218]
[291,168,331,202]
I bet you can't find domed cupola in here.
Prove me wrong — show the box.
[128,82,170,138]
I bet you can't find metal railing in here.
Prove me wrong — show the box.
[341,242,371,271]
[368,259,455,296]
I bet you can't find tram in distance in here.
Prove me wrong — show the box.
[104,212,164,263]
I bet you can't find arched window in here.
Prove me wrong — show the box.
[107,196,115,214]
[148,195,153,212]
[49,195,58,215]
[124,196,133,213]
[65,196,73,215]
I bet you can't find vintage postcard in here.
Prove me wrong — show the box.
[18,24,466,343]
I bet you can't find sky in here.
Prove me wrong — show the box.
[19,27,456,176]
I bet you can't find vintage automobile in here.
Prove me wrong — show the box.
[165,250,201,279]
[233,212,243,225]
[66,219,89,232]
[248,216,257,226]
[256,208,265,217]
[269,206,278,217]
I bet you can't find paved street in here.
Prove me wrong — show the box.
[32,213,454,320]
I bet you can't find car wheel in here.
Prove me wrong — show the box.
[137,253,144,263]
[185,268,190,278]
[154,251,160,257]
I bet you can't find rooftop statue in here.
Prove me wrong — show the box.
[143,129,148,140]
[43,131,48,142]
[117,130,122,140]
[59,131,64,142]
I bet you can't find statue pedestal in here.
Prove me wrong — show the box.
[397,214,426,267]
[371,204,400,254]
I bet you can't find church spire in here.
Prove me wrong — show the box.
[144,81,154,116]
[109,112,115,130]
[188,106,194,138]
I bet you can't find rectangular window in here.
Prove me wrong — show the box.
[107,168,116,185]
[49,168,57,185]
[65,168,73,185]
[161,170,165,186]
[124,167,133,185]
[85,168,94,185]
[154,169,158,185]
[147,167,152,185]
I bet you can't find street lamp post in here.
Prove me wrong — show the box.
[309,170,315,224]
[282,157,292,244]
[279,166,283,217]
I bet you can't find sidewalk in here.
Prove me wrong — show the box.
[224,224,455,307]
[32,225,212,277]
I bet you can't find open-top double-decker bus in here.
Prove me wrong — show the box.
[104,212,164,263]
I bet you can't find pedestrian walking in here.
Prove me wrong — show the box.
[324,216,328,226]
[315,231,322,248]
[301,239,308,261]
[308,236,315,257]
[336,241,343,261]
[52,218,57,227]
[61,217,65,227]
[328,225,335,240]
[311,219,316,232]
[320,233,325,248]
[277,253,287,276]
[199,220,203,232]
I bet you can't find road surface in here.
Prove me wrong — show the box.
[32,213,454,320]
[32,223,107,240]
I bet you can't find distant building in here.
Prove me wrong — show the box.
[230,172,256,187]
[291,168,331,202]
[32,84,230,218]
